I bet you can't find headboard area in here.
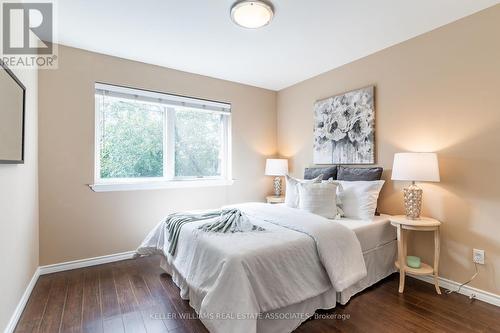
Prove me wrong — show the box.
[304,166,383,181]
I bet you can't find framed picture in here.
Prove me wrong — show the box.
[313,86,375,164]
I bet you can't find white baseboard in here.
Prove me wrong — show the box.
[4,251,136,333]
[413,275,500,307]
[38,250,136,275]
[4,267,40,333]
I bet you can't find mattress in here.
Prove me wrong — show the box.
[335,214,396,252]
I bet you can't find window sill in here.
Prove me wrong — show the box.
[89,179,234,192]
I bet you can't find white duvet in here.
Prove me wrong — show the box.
[137,202,366,333]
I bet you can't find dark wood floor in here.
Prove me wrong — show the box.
[15,256,500,333]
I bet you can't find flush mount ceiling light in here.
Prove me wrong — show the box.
[230,0,274,29]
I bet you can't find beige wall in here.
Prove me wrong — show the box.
[39,45,277,265]
[277,5,500,295]
[0,68,39,331]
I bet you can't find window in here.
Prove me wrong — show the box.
[92,83,231,191]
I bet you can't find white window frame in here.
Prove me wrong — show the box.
[91,83,233,192]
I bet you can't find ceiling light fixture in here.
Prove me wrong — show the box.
[230,0,274,29]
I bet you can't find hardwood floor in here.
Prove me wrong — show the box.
[15,256,500,333]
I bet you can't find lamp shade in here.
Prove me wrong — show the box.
[391,153,440,182]
[265,159,288,176]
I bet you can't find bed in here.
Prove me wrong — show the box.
[136,166,396,333]
[138,204,396,333]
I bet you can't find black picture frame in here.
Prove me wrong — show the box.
[0,60,26,164]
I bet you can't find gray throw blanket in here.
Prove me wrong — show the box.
[166,208,264,255]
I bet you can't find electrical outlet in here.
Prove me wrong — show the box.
[473,249,485,264]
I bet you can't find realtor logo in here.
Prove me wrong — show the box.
[1,1,57,68]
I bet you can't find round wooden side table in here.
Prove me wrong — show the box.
[390,215,442,294]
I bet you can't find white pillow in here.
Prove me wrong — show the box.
[284,174,322,208]
[297,182,339,219]
[337,180,385,220]
[322,178,344,217]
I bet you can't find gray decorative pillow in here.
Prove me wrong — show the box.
[337,166,383,181]
[304,166,337,180]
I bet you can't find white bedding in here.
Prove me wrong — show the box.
[336,214,396,252]
[137,202,367,333]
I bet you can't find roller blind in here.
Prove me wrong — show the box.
[95,82,231,113]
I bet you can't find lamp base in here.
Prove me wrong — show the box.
[273,176,282,197]
[403,183,422,219]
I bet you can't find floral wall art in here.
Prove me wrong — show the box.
[313,86,375,164]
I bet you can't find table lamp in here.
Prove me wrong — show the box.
[265,159,288,197]
[391,152,440,219]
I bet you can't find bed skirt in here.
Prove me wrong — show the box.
[160,240,397,333]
